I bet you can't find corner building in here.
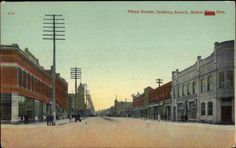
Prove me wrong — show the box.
[0,44,68,123]
[171,40,234,124]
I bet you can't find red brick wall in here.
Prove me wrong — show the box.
[149,82,171,103]
[0,67,17,86]
[56,78,68,108]
[133,95,144,108]
[1,48,68,108]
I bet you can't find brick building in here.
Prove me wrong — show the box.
[0,44,68,123]
[132,83,171,119]
[148,82,172,120]
[132,93,144,118]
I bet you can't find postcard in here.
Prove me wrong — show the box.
[0,1,235,148]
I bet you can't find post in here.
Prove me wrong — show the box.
[156,78,163,120]
[234,40,236,147]
[52,15,56,125]
[75,70,77,115]
[70,67,81,117]
[43,14,65,125]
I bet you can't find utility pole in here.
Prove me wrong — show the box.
[156,78,163,87]
[70,67,81,116]
[43,14,65,125]
[156,78,163,120]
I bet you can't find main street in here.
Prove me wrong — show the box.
[1,117,234,148]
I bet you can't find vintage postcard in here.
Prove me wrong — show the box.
[0,1,235,148]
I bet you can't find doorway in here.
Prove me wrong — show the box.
[221,106,232,124]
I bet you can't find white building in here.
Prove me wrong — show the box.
[172,40,234,124]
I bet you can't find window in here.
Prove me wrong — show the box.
[192,81,196,94]
[207,102,213,116]
[201,79,204,93]
[178,87,181,97]
[27,73,30,90]
[30,75,33,91]
[18,68,22,87]
[219,71,225,88]
[22,71,27,88]
[201,103,205,115]
[187,83,190,95]
[173,88,175,99]
[207,75,213,91]
[182,85,185,96]
[226,71,234,88]
[32,77,35,92]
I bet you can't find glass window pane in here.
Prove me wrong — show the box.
[201,103,205,115]
[219,71,225,88]
[226,71,233,88]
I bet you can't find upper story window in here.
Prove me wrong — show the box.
[22,71,27,88]
[173,88,175,99]
[226,71,234,88]
[187,83,190,95]
[201,79,204,93]
[207,75,213,91]
[178,86,181,97]
[182,85,185,96]
[219,71,225,88]
[18,68,23,87]
[192,81,196,94]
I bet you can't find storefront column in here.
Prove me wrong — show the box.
[11,93,20,123]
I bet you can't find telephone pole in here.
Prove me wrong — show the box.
[43,14,65,125]
[156,78,163,87]
[156,78,163,120]
[70,67,81,116]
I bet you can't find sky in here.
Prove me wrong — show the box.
[1,1,235,111]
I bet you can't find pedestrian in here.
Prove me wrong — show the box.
[181,115,184,121]
[46,115,49,126]
[78,114,81,122]
[51,115,54,125]
[43,114,46,122]
[24,114,27,124]
[75,114,78,122]
[69,114,72,122]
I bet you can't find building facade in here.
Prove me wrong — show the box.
[0,44,68,123]
[114,99,132,117]
[132,83,172,120]
[171,40,234,124]
[148,82,172,120]
[132,93,144,118]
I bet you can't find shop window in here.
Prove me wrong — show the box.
[201,103,205,115]
[207,102,213,116]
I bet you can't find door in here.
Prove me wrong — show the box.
[221,106,232,124]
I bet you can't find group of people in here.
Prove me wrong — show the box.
[75,114,81,122]
[46,115,54,126]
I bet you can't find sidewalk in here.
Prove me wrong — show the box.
[1,118,75,128]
